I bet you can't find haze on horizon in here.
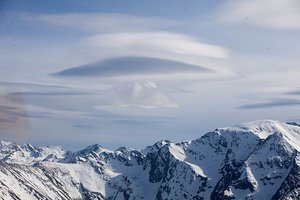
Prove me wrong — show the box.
[0,0,300,150]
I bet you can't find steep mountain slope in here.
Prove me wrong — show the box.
[0,120,300,199]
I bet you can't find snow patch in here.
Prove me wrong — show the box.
[169,143,186,160]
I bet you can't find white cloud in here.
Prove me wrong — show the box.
[84,32,229,59]
[20,12,176,32]
[108,80,179,109]
[217,0,300,30]
[18,12,229,59]
[6,12,233,82]
[68,31,233,81]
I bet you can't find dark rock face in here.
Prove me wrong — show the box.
[0,120,300,199]
[271,156,300,200]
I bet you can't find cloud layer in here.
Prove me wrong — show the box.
[21,12,176,32]
[53,56,211,78]
[239,99,300,109]
[84,32,229,59]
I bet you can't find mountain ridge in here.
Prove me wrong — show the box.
[0,119,300,199]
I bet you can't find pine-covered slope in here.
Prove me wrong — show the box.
[0,120,300,199]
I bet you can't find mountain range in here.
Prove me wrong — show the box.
[0,120,300,199]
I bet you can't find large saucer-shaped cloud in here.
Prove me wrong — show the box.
[52,56,212,78]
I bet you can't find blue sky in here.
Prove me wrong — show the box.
[0,0,300,150]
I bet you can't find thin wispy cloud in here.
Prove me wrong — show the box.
[20,12,176,32]
[84,32,229,59]
[217,0,300,30]
[238,99,300,109]
[6,80,179,113]
[10,91,93,96]
[286,90,300,96]
[0,81,70,89]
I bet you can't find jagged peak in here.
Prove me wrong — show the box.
[22,143,36,151]
[145,140,171,150]
[155,139,171,147]
[141,140,171,155]
[0,140,15,146]
[115,146,137,153]
[256,131,293,153]
[0,140,20,149]
[0,141,64,152]
[286,121,300,127]
[115,146,128,152]
[76,144,108,155]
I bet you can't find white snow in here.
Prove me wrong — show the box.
[245,165,258,190]
[224,187,234,197]
[169,143,206,177]
[185,162,206,177]
[169,143,186,160]
[220,120,300,151]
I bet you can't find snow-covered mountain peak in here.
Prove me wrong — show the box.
[0,140,15,146]
[0,141,66,164]
[216,120,300,152]
[115,146,135,153]
[153,139,171,148]
[142,140,171,154]
[0,140,20,151]
[218,120,298,138]
[81,144,105,153]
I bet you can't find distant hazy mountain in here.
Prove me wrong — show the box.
[1,120,300,199]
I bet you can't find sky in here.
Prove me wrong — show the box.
[0,0,300,150]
